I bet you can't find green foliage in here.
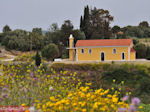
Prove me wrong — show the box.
[32,28,42,35]
[133,39,150,59]
[146,46,150,60]
[1,29,46,51]
[29,31,45,50]
[134,43,147,58]
[133,39,139,45]
[3,25,11,33]
[0,33,4,42]
[2,30,30,51]
[45,30,62,45]
[72,29,86,43]
[125,26,144,38]
[80,6,91,39]
[45,22,85,58]
[61,20,74,46]
[112,25,121,34]
[119,21,150,38]
[140,104,150,112]
[139,21,149,28]
[41,43,59,60]
[80,16,83,31]
[80,6,113,39]
[35,51,41,66]
[49,23,59,32]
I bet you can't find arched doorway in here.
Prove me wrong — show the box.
[122,53,125,60]
[101,52,105,61]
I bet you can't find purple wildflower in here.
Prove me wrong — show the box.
[131,97,141,105]
[118,108,127,112]
[122,96,129,101]
[128,105,136,112]
[9,73,13,76]
[34,77,38,80]
[3,94,8,98]
[3,87,8,91]
[0,98,3,101]
[30,72,34,77]
[5,85,9,87]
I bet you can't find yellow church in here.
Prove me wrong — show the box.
[68,34,136,61]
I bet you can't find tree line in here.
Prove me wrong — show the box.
[0,5,150,60]
[0,20,85,60]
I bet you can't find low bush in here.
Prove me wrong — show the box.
[41,43,59,60]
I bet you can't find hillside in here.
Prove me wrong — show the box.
[138,38,150,46]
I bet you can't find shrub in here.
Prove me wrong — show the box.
[134,43,147,58]
[140,104,150,112]
[35,51,41,66]
[41,43,59,60]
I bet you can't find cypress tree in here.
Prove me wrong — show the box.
[84,6,89,21]
[35,51,41,67]
[82,5,91,39]
[80,16,83,31]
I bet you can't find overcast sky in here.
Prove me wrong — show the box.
[0,0,150,32]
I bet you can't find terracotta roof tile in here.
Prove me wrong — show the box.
[76,39,132,47]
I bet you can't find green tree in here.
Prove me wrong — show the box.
[80,7,113,39]
[49,23,59,32]
[45,23,61,45]
[2,29,31,51]
[125,26,144,38]
[80,6,91,39]
[134,43,147,58]
[146,46,150,59]
[112,25,121,34]
[41,43,59,60]
[45,31,62,45]
[3,25,11,33]
[61,20,74,46]
[0,33,4,42]
[122,26,150,38]
[32,28,42,35]
[29,32,45,50]
[139,21,149,28]
[142,27,150,37]
[61,20,73,32]
[72,30,86,43]
[90,8,113,39]
[133,39,139,45]
[80,16,83,31]
[35,51,41,66]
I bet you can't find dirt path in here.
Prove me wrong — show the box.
[1,54,16,62]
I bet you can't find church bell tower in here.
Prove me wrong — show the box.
[69,34,75,61]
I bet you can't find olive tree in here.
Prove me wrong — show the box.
[41,43,59,60]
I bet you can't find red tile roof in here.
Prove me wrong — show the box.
[76,39,133,47]
[131,48,136,52]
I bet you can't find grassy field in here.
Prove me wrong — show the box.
[0,62,149,111]
[0,46,150,111]
[54,60,150,67]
